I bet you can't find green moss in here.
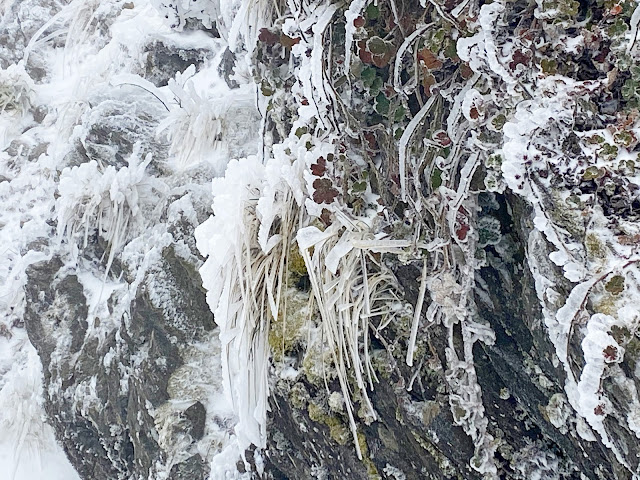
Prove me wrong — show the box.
[547,193,585,238]
[370,349,392,379]
[605,275,625,295]
[268,288,309,361]
[585,232,608,261]
[594,293,619,316]
[307,402,350,445]
[289,382,310,409]
[330,422,351,446]
[307,402,324,422]
[288,246,307,277]
[302,343,335,385]
[356,432,380,479]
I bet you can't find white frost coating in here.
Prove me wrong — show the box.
[229,0,277,52]
[554,279,596,364]
[0,344,80,480]
[344,0,369,75]
[0,63,34,117]
[478,3,517,92]
[196,137,309,456]
[209,441,252,480]
[157,66,259,173]
[295,219,402,459]
[406,259,428,367]
[311,4,338,107]
[0,0,260,477]
[383,464,407,480]
[457,33,486,73]
[76,268,125,334]
[576,314,622,445]
[398,95,437,201]
[461,88,484,122]
[296,225,336,250]
[445,72,480,140]
[325,236,354,275]
[500,77,602,283]
[393,24,430,94]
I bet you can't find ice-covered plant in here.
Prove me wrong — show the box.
[151,0,221,30]
[157,71,221,170]
[195,151,303,452]
[296,222,403,458]
[195,0,640,475]
[0,64,34,115]
[157,65,259,173]
[196,132,405,460]
[56,143,167,275]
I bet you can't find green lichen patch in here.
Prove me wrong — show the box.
[585,232,608,262]
[268,287,311,361]
[307,402,350,445]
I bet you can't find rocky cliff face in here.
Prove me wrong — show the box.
[261,193,626,480]
[3,0,640,479]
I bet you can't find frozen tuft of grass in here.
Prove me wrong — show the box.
[0,64,34,116]
[56,142,168,276]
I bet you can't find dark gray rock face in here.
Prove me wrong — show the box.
[63,88,170,170]
[24,240,214,480]
[19,82,217,480]
[144,40,211,87]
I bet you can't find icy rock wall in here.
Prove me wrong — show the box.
[4,0,640,479]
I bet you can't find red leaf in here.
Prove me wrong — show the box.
[469,106,479,120]
[455,207,469,241]
[509,50,530,71]
[460,63,474,80]
[280,34,300,48]
[594,404,605,416]
[593,45,610,64]
[311,157,327,176]
[603,345,618,362]
[313,178,339,204]
[618,234,640,245]
[422,73,436,96]
[372,50,393,68]
[417,48,443,70]
[364,132,378,151]
[258,28,279,45]
[456,224,470,241]
[358,40,373,64]
[320,208,332,226]
[353,16,366,28]
[433,130,452,146]
[610,4,623,15]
